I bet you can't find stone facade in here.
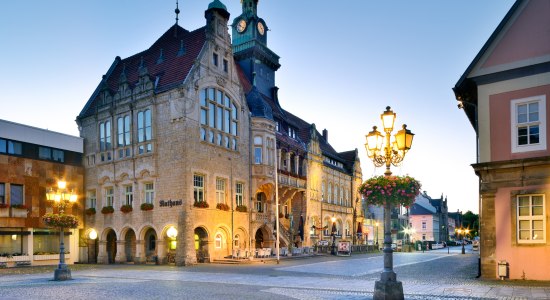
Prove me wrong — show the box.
[78,0,362,265]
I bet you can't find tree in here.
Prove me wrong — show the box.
[462,210,479,237]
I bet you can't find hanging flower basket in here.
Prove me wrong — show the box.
[42,213,79,229]
[359,175,421,208]
[235,205,247,212]
[120,205,133,213]
[101,206,114,214]
[140,203,154,211]
[85,208,96,216]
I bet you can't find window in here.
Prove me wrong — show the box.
[193,175,205,203]
[328,184,332,203]
[223,59,228,73]
[212,53,218,67]
[124,185,133,206]
[87,190,96,209]
[256,193,265,212]
[0,139,5,153]
[200,88,239,150]
[283,204,288,216]
[52,149,64,162]
[234,234,239,248]
[511,95,546,153]
[7,141,22,155]
[99,120,112,151]
[235,183,243,207]
[215,233,222,248]
[105,187,114,207]
[345,222,350,237]
[10,184,23,206]
[517,194,546,243]
[145,183,154,204]
[288,127,296,138]
[117,116,131,147]
[137,109,153,154]
[0,183,5,204]
[254,147,262,164]
[216,178,226,204]
[39,147,51,160]
[422,221,427,230]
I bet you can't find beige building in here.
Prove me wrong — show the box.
[77,0,362,265]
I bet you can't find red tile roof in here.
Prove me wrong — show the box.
[78,24,206,118]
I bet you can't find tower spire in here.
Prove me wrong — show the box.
[174,0,180,37]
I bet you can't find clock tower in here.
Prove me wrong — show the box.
[232,0,280,97]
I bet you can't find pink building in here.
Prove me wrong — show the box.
[454,0,550,280]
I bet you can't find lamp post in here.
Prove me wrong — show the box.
[46,180,77,281]
[330,217,337,255]
[375,222,379,249]
[456,228,470,254]
[365,106,414,300]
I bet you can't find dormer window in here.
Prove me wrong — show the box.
[288,127,296,139]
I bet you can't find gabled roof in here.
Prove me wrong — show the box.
[453,0,524,127]
[78,24,206,119]
[410,203,436,216]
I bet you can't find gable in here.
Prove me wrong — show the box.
[469,0,550,78]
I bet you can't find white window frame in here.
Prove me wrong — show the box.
[87,190,96,209]
[124,185,133,206]
[193,174,205,203]
[144,183,154,205]
[517,194,546,244]
[511,95,546,153]
[105,187,114,207]
[215,233,223,249]
[235,182,243,207]
[216,178,226,204]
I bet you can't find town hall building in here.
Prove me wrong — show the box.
[77,0,362,265]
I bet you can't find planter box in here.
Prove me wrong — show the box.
[11,208,28,218]
[11,255,31,262]
[0,208,9,217]
[34,254,70,261]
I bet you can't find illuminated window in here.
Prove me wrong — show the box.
[215,233,222,248]
[517,194,546,244]
[87,190,96,209]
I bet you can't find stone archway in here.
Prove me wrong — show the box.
[255,228,265,249]
[194,227,209,263]
[124,229,136,263]
[106,230,117,264]
[144,228,157,262]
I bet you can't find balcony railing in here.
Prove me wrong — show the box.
[277,172,306,189]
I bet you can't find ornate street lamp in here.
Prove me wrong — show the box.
[456,227,470,254]
[365,106,414,300]
[330,217,337,255]
[45,180,78,281]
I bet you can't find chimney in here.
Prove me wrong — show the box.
[322,129,328,142]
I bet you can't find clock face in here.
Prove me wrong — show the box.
[257,22,265,35]
[237,19,247,33]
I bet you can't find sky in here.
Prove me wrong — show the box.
[0,0,517,214]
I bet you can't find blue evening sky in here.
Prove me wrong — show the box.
[0,1,516,214]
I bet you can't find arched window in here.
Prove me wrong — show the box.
[215,233,223,249]
[234,234,240,248]
[199,88,238,150]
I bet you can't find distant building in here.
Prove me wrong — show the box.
[454,0,550,280]
[409,193,439,243]
[0,119,83,267]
